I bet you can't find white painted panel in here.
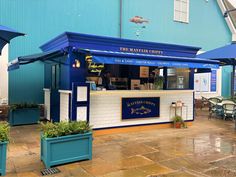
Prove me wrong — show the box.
[44,89,50,121]
[60,92,70,122]
[0,45,8,104]
[77,106,87,121]
[194,67,222,99]
[77,86,87,102]
[90,90,194,129]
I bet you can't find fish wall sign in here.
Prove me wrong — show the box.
[130,16,149,24]
[122,97,160,120]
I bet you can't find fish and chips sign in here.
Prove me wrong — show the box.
[122,97,160,120]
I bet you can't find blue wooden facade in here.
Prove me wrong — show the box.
[0,0,232,103]
[13,32,215,121]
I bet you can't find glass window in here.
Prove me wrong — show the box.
[167,68,190,89]
[174,0,189,23]
[51,64,60,89]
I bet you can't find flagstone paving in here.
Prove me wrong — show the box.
[4,110,236,176]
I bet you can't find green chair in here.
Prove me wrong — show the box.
[208,97,221,119]
[222,103,236,121]
[201,96,209,110]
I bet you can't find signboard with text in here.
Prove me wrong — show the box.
[140,66,149,78]
[122,97,160,120]
[210,70,217,92]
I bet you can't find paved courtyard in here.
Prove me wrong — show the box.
[5,110,236,177]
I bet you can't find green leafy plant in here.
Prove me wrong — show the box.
[10,103,39,110]
[172,115,183,123]
[0,121,10,142]
[154,76,164,89]
[41,121,92,138]
[172,115,187,128]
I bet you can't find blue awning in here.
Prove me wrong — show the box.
[0,25,25,55]
[85,49,219,69]
[8,50,65,71]
[197,43,236,65]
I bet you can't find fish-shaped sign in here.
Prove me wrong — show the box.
[131,106,151,115]
[130,16,149,24]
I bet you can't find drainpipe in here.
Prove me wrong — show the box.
[119,0,123,38]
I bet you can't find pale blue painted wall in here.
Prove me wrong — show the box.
[122,0,231,49]
[0,0,232,103]
[222,66,232,98]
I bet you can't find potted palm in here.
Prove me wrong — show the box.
[9,103,40,126]
[40,121,92,168]
[0,122,10,176]
[172,115,186,128]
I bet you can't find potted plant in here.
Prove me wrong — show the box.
[154,76,164,90]
[8,103,40,126]
[172,115,186,128]
[40,121,92,168]
[0,122,10,176]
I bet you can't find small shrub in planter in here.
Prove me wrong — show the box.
[172,115,187,128]
[40,121,92,168]
[0,122,10,176]
[9,103,40,126]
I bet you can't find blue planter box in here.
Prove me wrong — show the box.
[9,108,40,126]
[0,142,7,176]
[40,132,92,168]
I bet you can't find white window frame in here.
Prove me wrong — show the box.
[174,0,190,23]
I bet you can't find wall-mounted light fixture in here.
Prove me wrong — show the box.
[72,59,80,68]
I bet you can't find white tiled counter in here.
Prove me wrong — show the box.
[90,90,194,129]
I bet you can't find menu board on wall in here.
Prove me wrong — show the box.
[194,73,210,92]
[140,66,149,78]
[210,70,217,92]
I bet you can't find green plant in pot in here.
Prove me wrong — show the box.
[154,76,164,90]
[172,115,186,128]
[0,121,10,176]
[9,103,40,126]
[40,121,93,168]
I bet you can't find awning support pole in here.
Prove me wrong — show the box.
[232,62,235,99]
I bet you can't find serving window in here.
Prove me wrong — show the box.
[167,68,190,89]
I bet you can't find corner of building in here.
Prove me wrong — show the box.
[217,0,236,41]
[0,45,9,105]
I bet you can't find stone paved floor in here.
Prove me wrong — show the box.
[5,109,236,177]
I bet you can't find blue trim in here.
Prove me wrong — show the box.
[40,32,201,58]
[91,55,218,69]
[86,49,219,64]
[93,120,194,130]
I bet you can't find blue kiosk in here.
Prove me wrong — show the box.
[9,32,219,130]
